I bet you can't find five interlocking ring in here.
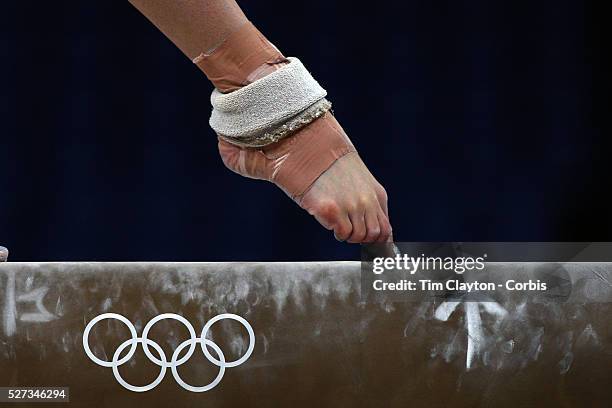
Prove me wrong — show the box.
[82,313,255,392]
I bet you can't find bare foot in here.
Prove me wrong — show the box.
[299,152,392,243]
[218,117,392,243]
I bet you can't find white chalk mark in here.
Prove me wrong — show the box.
[262,334,269,355]
[559,351,574,374]
[480,301,508,320]
[17,286,57,323]
[577,324,600,347]
[501,339,515,353]
[101,298,112,311]
[3,271,17,336]
[383,302,395,314]
[591,268,612,287]
[55,295,64,317]
[464,302,484,370]
[24,276,34,292]
[434,299,508,370]
[434,301,460,321]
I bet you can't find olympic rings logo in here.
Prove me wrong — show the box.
[82,313,255,392]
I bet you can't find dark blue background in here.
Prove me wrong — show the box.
[0,1,609,261]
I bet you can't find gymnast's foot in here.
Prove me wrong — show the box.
[299,151,392,243]
[218,119,392,243]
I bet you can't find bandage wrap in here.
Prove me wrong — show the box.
[210,58,331,147]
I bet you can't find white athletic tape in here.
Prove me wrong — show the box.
[209,57,327,139]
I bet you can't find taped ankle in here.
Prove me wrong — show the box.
[197,21,356,201]
[210,58,332,147]
[193,21,287,93]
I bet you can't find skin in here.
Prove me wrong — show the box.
[300,154,391,243]
[129,0,393,243]
[0,246,8,262]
